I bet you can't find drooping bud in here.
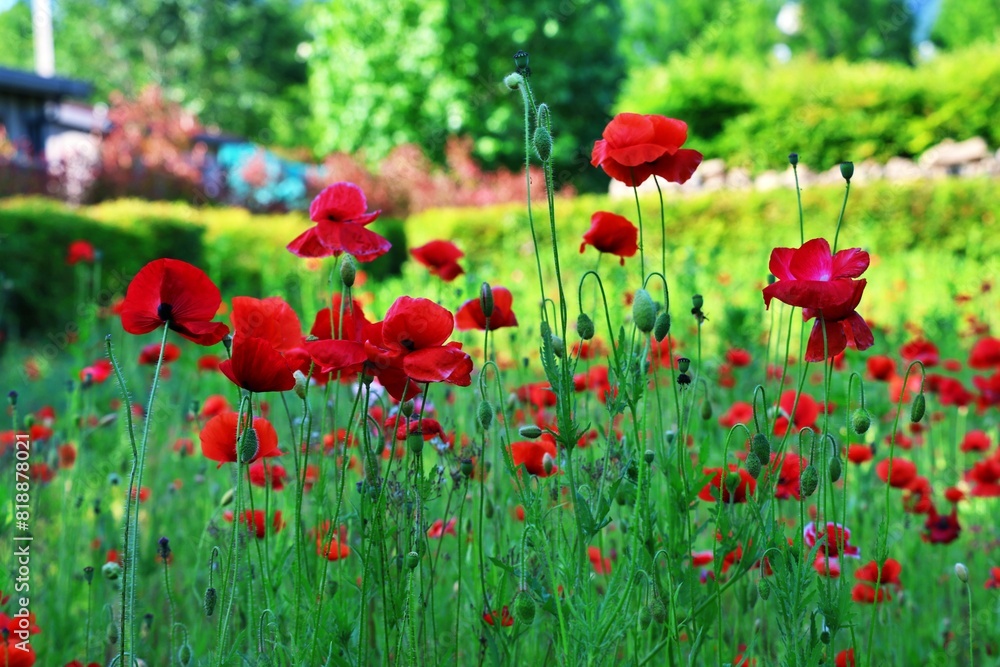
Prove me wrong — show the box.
[851,408,871,434]
[178,640,193,666]
[700,401,712,421]
[106,621,120,645]
[840,161,854,183]
[102,561,122,581]
[752,433,771,462]
[745,452,762,479]
[632,289,656,333]
[653,311,671,342]
[460,458,474,478]
[400,400,415,418]
[503,73,523,90]
[757,578,771,600]
[542,452,555,476]
[407,432,424,455]
[638,604,653,630]
[577,312,595,340]
[800,465,819,497]
[222,333,233,354]
[519,425,543,439]
[829,456,843,483]
[478,400,494,430]
[725,472,741,495]
[340,255,356,287]
[649,597,667,624]
[955,562,969,583]
[480,282,494,319]
[513,591,536,624]
[238,426,260,464]
[533,125,553,162]
[644,449,654,465]
[910,393,926,423]
[204,586,218,616]
[293,370,308,399]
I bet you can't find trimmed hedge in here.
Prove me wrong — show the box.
[616,45,1000,172]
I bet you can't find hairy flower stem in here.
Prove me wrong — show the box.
[106,324,168,667]
[832,181,852,253]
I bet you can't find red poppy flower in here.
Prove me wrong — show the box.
[0,636,36,667]
[120,259,230,346]
[876,458,917,488]
[866,355,896,381]
[67,240,95,265]
[80,359,113,384]
[835,649,856,667]
[483,605,514,627]
[138,342,181,365]
[219,335,296,393]
[984,567,1000,589]
[410,240,464,281]
[966,457,1000,497]
[588,545,613,575]
[922,504,961,544]
[718,401,753,429]
[699,465,756,503]
[970,336,1000,370]
[847,445,873,464]
[427,518,457,539]
[225,509,284,539]
[579,211,638,265]
[772,453,808,500]
[961,430,992,453]
[773,390,819,436]
[591,113,703,186]
[249,460,288,490]
[510,440,558,477]
[230,296,303,353]
[287,182,389,262]
[855,558,902,587]
[804,521,860,559]
[455,286,518,331]
[382,297,473,387]
[200,412,281,467]
[851,583,889,604]
[317,537,351,561]
[725,348,752,367]
[900,339,939,367]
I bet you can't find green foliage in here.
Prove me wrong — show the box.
[793,0,915,62]
[307,0,627,192]
[617,45,1000,172]
[933,0,1000,48]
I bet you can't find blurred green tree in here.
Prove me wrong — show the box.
[307,0,626,192]
[793,0,916,62]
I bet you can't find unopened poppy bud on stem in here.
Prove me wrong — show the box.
[407,432,423,455]
[480,283,494,319]
[238,426,260,464]
[829,455,843,483]
[542,452,555,476]
[292,370,308,399]
[644,449,654,465]
[577,312,595,340]
[910,393,926,423]
[204,586,218,616]
[851,408,871,434]
[340,255,356,287]
[519,425,543,439]
[752,433,771,461]
[534,125,553,162]
[400,400,415,418]
[550,334,565,358]
[653,311,670,342]
[800,465,819,497]
[746,452,762,479]
[788,153,799,166]
[632,289,656,333]
[478,400,494,430]
[840,161,854,182]
[955,562,969,583]
[514,590,536,624]
[504,73,523,90]
[405,551,420,570]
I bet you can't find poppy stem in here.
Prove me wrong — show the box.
[793,161,805,245]
[631,180,646,285]
[653,176,667,279]
[832,181,852,254]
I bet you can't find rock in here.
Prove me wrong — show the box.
[883,157,924,181]
[699,158,726,180]
[754,170,783,191]
[725,167,752,189]
[919,137,990,169]
[855,159,884,182]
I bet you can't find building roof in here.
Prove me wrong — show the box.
[0,67,92,99]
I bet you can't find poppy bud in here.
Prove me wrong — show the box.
[840,161,854,182]
[519,425,542,439]
[478,400,494,430]
[644,449,654,465]
[400,400,415,418]
[102,561,122,581]
[340,255,356,287]
[788,153,799,166]
[577,313,595,341]
[745,452,762,479]
[513,591,535,624]
[220,488,235,507]
[460,458,474,477]
[691,294,704,311]
[293,370,308,399]
[677,357,691,373]
[533,125,553,162]
[649,597,667,624]
[820,628,831,644]
[513,50,529,73]
[204,586,218,616]
[158,536,171,560]
[638,604,653,630]
[700,401,712,421]
[653,311,671,342]
[757,578,771,600]
[752,433,770,462]
[800,465,819,497]
[178,640,193,666]
[550,334,565,359]
[107,621,120,645]
[677,372,692,386]
[84,565,94,584]
[536,102,550,129]
[851,408,871,434]
[955,562,969,583]
[829,456,843,483]
[504,73,523,90]
[910,393,925,423]
[7,390,16,407]
[480,282,494,319]
[725,471,741,495]
[632,289,656,333]
[238,426,260,464]
[542,452,555,476]
[405,551,420,570]
[222,333,233,354]
[407,432,423,455]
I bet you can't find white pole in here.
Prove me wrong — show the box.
[32,0,55,77]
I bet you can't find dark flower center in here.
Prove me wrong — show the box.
[400,339,415,351]
[157,302,173,322]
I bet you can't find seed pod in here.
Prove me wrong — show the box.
[405,551,420,570]
[238,426,259,465]
[407,432,423,455]
[910,393,926,423]
[460,458,474,478]
[691,294,704,311]
[745,452,762,480]
[752,433,771,461]
[644,449,655,465]
[800,465,819,497]
[851,408,871,434]
[577,313,596,341]
[178,641,193,666]
[955,562,969,583]
[653,311,671,342]
[829,456,843,483]
[677,357,691,373]
[513,591,536,624]
[757,578,771,601]
[788,153,799,166]
[840,161,854,182]
[649,597,667,624]
[632,289,656,333]
[519,425,543,439]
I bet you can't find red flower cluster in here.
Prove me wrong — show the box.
[411,240,464,281]
[762,238,874,361]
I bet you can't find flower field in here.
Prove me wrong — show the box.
[2,56,1000,667]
